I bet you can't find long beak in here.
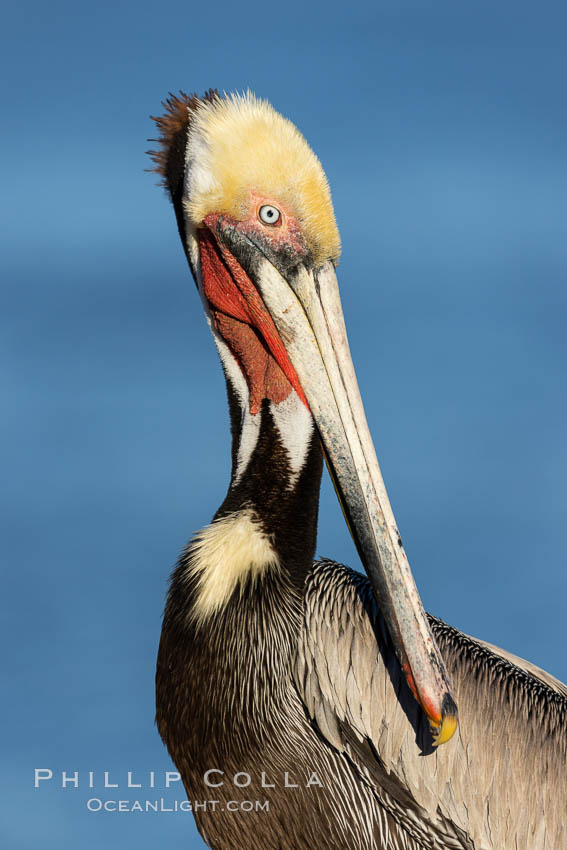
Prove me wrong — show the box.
[247,255,457,745]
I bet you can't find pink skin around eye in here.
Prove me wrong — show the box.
[238,190,309,259]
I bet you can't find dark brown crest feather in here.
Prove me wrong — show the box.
[146,89,218,203]
[147,89,218,267]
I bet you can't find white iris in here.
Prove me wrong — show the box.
[258,205,281,225]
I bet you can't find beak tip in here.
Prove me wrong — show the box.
[431,694,459,746]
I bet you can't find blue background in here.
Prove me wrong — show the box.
[2,1,566,847]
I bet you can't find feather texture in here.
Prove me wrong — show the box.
[295,559,567,849]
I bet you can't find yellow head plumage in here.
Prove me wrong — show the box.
[181,92,341,267]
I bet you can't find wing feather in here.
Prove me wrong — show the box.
[294,560,567,850]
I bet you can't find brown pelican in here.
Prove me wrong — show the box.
[149,90,567,850]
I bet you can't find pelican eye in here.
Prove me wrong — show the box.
[258,205,281,226]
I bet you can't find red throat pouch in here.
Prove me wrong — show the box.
[198,228,308,416]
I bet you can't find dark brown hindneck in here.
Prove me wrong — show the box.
[157,382,323,760]
[218,383,324,586]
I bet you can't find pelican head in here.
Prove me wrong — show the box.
[149,90,457,744]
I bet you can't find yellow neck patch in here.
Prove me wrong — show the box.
[183,92,341,267]
[184,510,280,624]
